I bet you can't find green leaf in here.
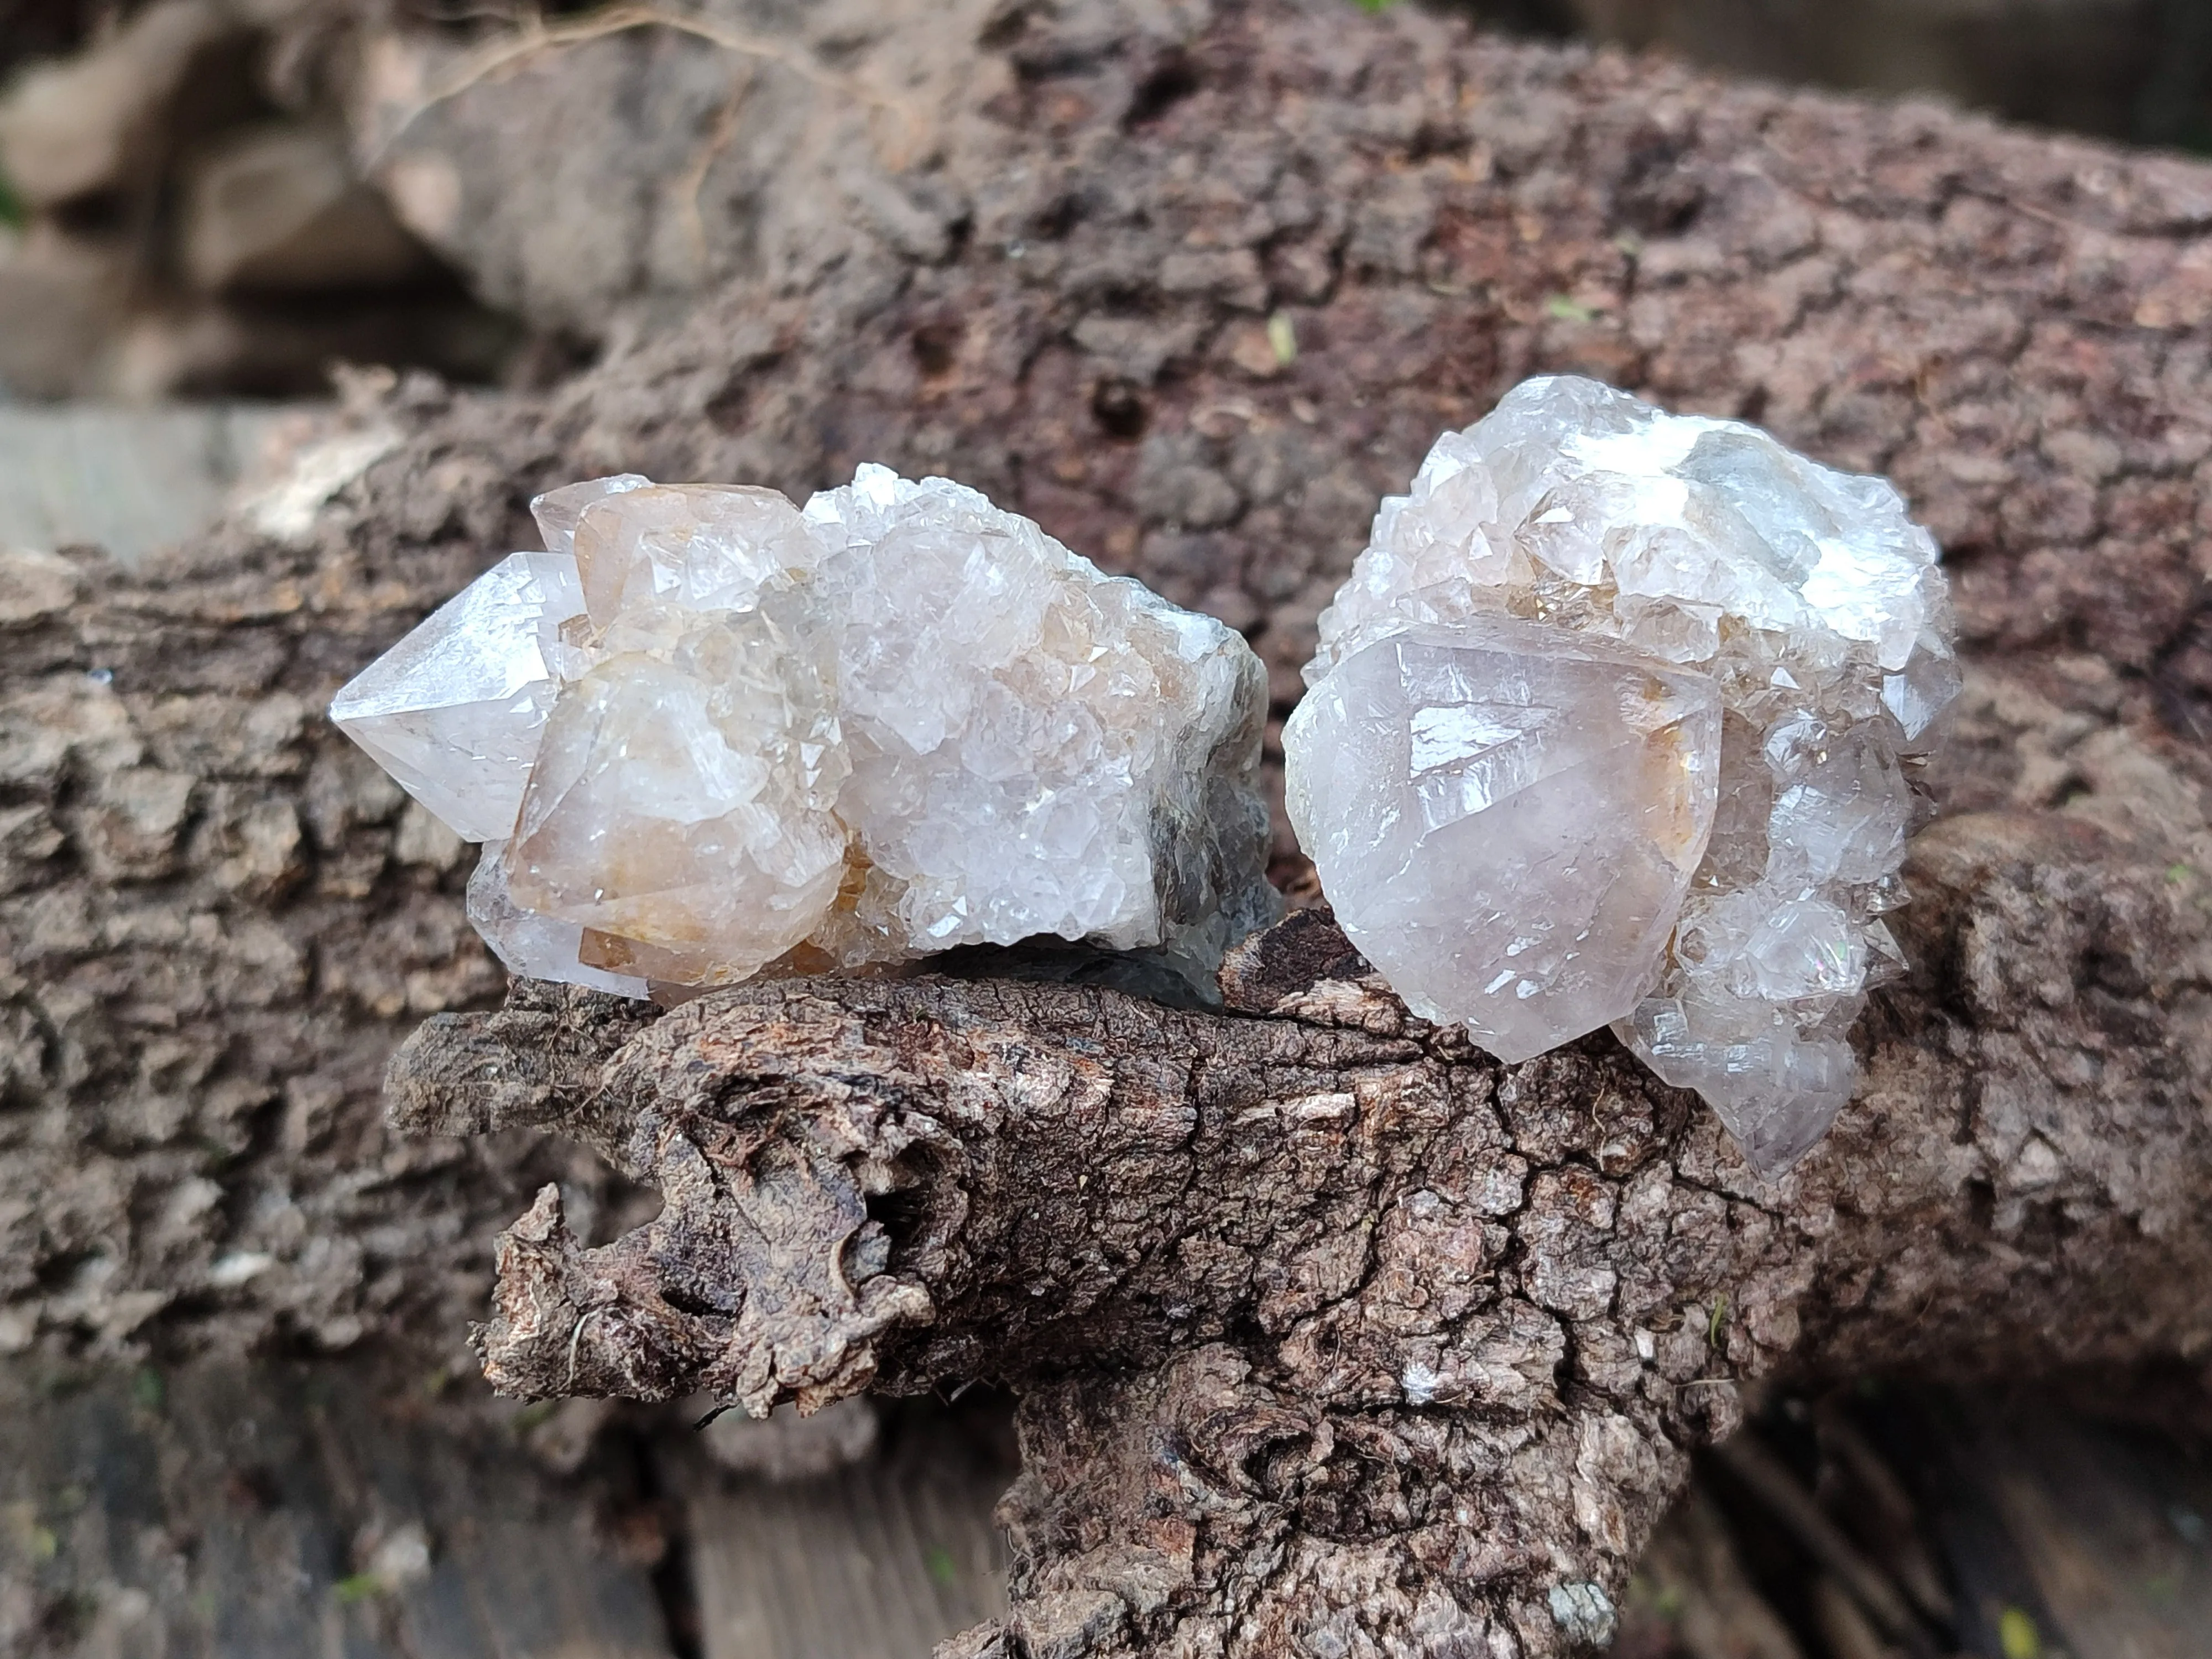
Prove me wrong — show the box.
[1545,293,1597,324]
[1353,0,1401,12]
[925,1545,959,1587]
[132,1368,165,1412]
[1998,1606,2041,1659]
[0,169,22,231]
[1266,311,1298,367]
[333,1573,382,1606]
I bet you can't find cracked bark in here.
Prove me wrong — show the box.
[4,1,2212,1652]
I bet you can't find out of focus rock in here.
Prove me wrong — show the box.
[0,549,80,621]
[182,122,430,294]
[0,2,96,84]
[106,305,257,401]
[350,28,750,338]
[0,402,295,562]
[347,1,997,343]
[0,0,236,207]
[698,1395,881,1481]
[1565,0,2194,143]
[233,408,401,544]
[0,3,521,398]
[105,293,513,400]
[0,223,129,397]
[228,0,324,26]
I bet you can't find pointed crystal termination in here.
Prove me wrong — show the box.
[331,464,1280,999]
[329,550,583,843]
[1288,375,1958,1175]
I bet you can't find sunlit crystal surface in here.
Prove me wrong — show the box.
[1288,376,1957,1173]
[332,463,1277,998]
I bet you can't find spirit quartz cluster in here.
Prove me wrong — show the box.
[333,466,1277,998]
[1286,377,1958,1173]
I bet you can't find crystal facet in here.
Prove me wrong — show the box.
[1286,618,1720,1063]
[332,464,1279,997]
[329,550,583,843]
[1288,376,1956,1173]
[467,839,649,999]
[799,467,1279,970]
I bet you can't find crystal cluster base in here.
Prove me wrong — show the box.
[1287,377,1957,1173]
[333,465,1279,998]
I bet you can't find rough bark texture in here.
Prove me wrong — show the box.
[388,795,2212,1657]
[6,1,2212,1652]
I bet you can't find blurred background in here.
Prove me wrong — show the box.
[3,0,2209,556]
[3,4,2211,1659]
[0,0,2209,419]
[1504,0,2212,151]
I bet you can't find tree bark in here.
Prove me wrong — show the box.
[387,789,2212,1656]
[5,0,2212,1651]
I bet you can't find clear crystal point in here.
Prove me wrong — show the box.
[1291,375,1957,1173]
[328,550,585,843]
[530,473,649,556]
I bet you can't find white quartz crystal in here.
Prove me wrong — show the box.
[328,550,583,843]
[332,464,1277,997]
[1290,618,1721,1066]
[798,467,1277,970]
[1287,377,1957,1173]
[467,839,649,999]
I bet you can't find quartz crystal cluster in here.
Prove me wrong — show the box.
[1286,377,1957,1173]
[333,465,1277,998]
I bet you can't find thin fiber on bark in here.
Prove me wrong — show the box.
[3,1,2211,1651]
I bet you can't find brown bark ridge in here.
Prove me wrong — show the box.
[5,0,2212,1651]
